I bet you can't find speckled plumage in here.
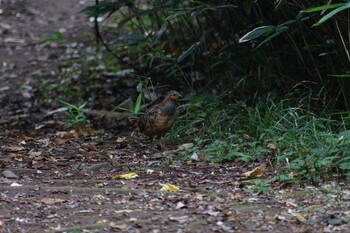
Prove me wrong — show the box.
[139,91,182,140]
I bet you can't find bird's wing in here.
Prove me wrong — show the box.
[139,105,160,129]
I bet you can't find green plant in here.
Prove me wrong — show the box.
[303,2,350,27]
[41,31,65,43]
[58,100,90,128]
[80,0,350,110]
[133,77,154,115]
[170,92,350,181]
[242,178,274,193]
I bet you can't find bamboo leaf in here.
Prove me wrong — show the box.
[136,81,143,92]
[313,4,350,26]
[329,74,350,78]
[177,42,200,63]
[134,92,143,113]
[303,3,345,13]
[239,26,275,43]
[253,26,288,50]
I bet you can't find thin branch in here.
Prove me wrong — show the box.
[93,0,141,73]
[335,20,350,64]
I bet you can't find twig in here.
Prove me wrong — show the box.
[335,20,350,64]
[93,0,141,73]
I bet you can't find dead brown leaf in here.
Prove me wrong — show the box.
[2,170,18,179]
[14,154,25,161]
[266,143,276,150]
[5,146,26,152]
[291,213,308,223]
[169,215,191,224]
[110,223,129,230]
[56,130,78,139]
[28,151,42,157]
[75,126,93,137]
[41,198,66,205]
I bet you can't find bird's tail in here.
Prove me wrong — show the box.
[128,116,140,124]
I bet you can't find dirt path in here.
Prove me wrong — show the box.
[1,1,350,232]
[0,0,92,131]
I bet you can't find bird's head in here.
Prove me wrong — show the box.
[164,90,182,102]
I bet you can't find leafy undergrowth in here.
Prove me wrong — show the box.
[170,94,350,185]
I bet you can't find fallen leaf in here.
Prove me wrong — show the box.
[177,143,194,151]
[169,215,190,223]
[267,143,276,149]
[160,183,180,192]
[2,170,18,179]
[306,204,324,210]
[175,201,186,209]
[110,223,129,230]
[146,169,154,174]
[4,37,26,44]
[16,134,34,141]
[55,130,78,139]
[285,198,298,207]
[0,86,9,92]
[115,137,126,143]
[10,182,22,187]
[95,219,108,224]
[114,172,138,179]
[14,154,24,161]
[241,164,266,179]
[226,213,241,222]
[190,152,199,161]
[113,209,136,214]
[204,206,220,216]
[5,146,25,152]
[75,126,93,137]
[194,193,203,200]
[28,151,42,158]
[291,213,308,223]
[274,214,286,221]
[41,198,65,205]
[46,107,68,116]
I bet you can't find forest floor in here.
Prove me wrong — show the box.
[1,1,350,232]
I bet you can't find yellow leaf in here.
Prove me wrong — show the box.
[16,134,34,141]
[55,130,78,139]
[241,164,266,179]
[160,183,180,192]
[114,172,138,179]
[291,213,308,223]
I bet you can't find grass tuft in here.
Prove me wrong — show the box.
[169,93,350,182]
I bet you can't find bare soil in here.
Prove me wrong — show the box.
[1,1,350,232]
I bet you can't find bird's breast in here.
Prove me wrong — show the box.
[161,101,176,116]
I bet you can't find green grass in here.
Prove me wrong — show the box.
[169,93,350,182]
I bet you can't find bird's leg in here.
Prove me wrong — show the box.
[156,134,167,151]
[148,136,160,152]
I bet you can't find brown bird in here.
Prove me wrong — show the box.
[138,90,182,141]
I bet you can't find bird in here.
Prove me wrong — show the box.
[138,90,182,141]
